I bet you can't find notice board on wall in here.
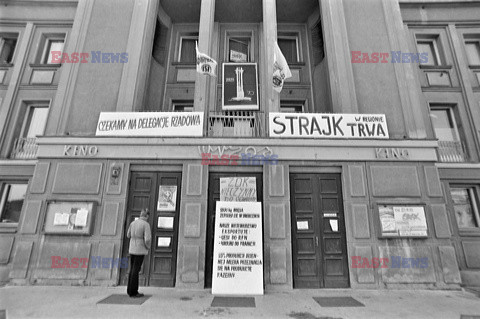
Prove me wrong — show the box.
[44,201,95,235]
[378,205,428,238]
[212,201,263,295]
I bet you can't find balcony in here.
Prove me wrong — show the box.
[207,111,264,137]
[10,137,38,160]
[437,140,466,163]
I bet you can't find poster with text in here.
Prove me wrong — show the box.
[212,201,263,295]
[220,177,256,202]
[157,185,177,211]
[393,206,427,237]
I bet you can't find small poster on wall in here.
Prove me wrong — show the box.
[379,205,428,237]
[157,185,177,211]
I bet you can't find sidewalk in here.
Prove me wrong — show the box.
[0,285,479,319]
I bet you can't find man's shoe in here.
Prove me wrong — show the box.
[130,293,144,298]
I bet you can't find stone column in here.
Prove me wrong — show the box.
[262,0,278,134]
[320,0,358,113]
[194,0,215,135]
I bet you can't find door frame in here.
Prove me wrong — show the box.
[205,169,264,288]
[119,169,182,287]
[289,172,349,288]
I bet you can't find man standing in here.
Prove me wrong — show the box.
[127,208,151,298]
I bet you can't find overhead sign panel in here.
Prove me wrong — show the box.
[95,112,204,137]
[269,113,389,139]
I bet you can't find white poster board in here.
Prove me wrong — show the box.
[220,177,256,202]
[212,201,263,295]
[269,113,389,139]
[95,112,204,137]
[157,185,177,211]
[379,206,427,237]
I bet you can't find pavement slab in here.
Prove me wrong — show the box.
[0,286,479,319]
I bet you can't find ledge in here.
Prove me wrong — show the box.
[36,136,439,162]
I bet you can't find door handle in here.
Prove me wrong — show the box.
[315,236,319,247]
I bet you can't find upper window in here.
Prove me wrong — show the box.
[465,41,480,66]
[0,34,18,64]
[278,35,300,64]
[450,186,480,229]
[430,107,460,142]
[22,105,49,138]
[172,100,194,112]
[0,182,28,224]
[280,100,305,113]
[416,35,442,66]
[228,37,251,62]
[178,34,198,63]
[430,105,466,162]
[39,34,66,64]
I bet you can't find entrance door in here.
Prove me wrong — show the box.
[120,171,182,287]
[205,172,263,288]
[290,173,349,288]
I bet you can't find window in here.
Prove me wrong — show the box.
[280,100,305,113]
[172,100,194,112]
[278,35,299,64]
[416,36,442,66]
[228,37,251,62]
[430,107,460,142]
[0,183,28,224]
[40,35,65,64]
[178,34,198,63]
[22,105,49,138]
[430,105,466,162]
[465,41,480,66]
[0,34,18,64]
[450,186,480,229]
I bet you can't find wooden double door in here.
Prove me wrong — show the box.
[120,172,181,287]
[290,173,349,288]
[204,172,263,288]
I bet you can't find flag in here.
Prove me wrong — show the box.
[273,41,292,93]
[196,42,217,77]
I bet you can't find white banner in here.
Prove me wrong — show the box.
[212,201,263,295]
[95,112,204,137]
[269,113,389,139]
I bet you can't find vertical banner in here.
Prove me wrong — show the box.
[212,201,263,295]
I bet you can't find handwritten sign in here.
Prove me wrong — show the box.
[220,177,256,202]
[95,112,203,137]
[379,206,427,237]
[212,201,263,295]
[269,113,389,139]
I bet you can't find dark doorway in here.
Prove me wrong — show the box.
[120,171,182,287]
[290,173,349,288]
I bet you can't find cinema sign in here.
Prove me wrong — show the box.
[269,113,389,139]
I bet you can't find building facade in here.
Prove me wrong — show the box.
[0,0,479,290]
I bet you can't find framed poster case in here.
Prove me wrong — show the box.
[222,63,259,110]
[43,201,96,235]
